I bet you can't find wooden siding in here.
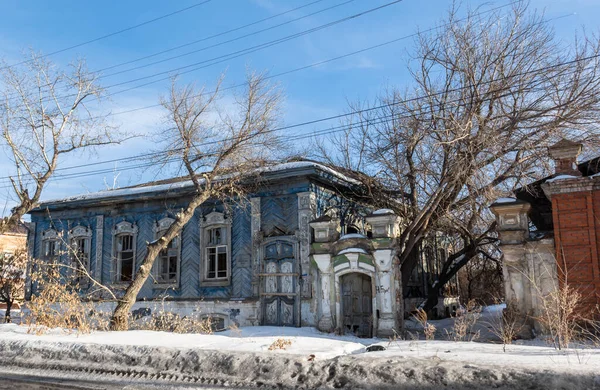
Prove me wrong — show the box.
[29,177,319,302]
[260,195,298,236]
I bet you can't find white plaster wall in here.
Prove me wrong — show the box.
[90,300,260,328]
[301,300,316,327]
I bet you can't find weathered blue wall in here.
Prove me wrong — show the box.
[29,178,313,301]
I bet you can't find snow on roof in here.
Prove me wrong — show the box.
[339,233,366,240]
[258,161,361,185]
[38,161,359,206]
[545,174,579,183]
[494,197,517,204]
[337,248,369,256]
[373,208,394,215]
[45,179,197,204]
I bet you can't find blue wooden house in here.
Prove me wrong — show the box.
[27,161,415,337]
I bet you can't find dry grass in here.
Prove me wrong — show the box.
[445,300,481,342]
[486,299,524,352]
[412,308,436,340]
[133,311,216,334]
[536,283,584,350]
[25,261,108,334]
[268,338,292,350]
[26,260,221,335]
[228,322,243,337]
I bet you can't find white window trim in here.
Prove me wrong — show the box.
[41,228,60,264]
[111,221,138,285]
[152,217,181,287]
[68,225,92,284]
[199,211,231,287]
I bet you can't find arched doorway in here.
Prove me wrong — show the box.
[341,273,373,337]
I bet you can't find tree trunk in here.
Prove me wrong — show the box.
[109,193,210,330]
[400,244,421,298]
[421,246,481,313]
[4,300,12,324]
[0,204,30,234]
[422,284,441,314]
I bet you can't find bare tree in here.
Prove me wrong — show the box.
[110,72,283,330]
[0,51,125,233]
[0,244,27,323]
[316,2,600,311]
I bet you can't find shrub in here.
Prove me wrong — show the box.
[445,300,481,342]
[412,308,436,340]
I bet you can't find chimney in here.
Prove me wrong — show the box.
[548,139,582,176]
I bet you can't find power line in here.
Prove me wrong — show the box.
[102,8,572,107]
[104,0,404,92]
[96,0,331,74]
[0,3,578,186]
[100,0,356,79]
[0,113,419,190]
[3,0,405,106]
[0,11,583,186]
[0,0,330,102]
[0,62,592,190]
[58,1,536,119]
[0,1,213,70]
[3,1,522,115]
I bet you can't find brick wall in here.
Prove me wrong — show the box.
[551,191,600,308]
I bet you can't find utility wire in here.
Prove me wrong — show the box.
[104,0,404,91]
[0,62,592,190]
[100,0,356,79]
[39,1,533,120]
[96,0,331,74]
[3,1,523,113]
[0,30,587,186]
[0,0,329,102]
[0,1,213,70]
[3,0,405,106]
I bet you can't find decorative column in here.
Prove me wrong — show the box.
[490,198,536,339]
[309,216,339,332]
[366,210,401,337]
[313,254,334,331]
[548,139,582,176]
[297,192,316,298]
[250,197,261,297]
[24,222,36,301]
[95,215,104,283]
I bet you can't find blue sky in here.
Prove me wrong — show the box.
[1,0,599,210]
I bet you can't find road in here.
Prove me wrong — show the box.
[0,373,235,390]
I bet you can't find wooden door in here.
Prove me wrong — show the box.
[341,273,372,337]
[260,240,298,326]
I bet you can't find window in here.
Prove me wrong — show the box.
[43,239,58,263]
[112,221,138,283]
[41,229,59,264]
[116,234,134,282]
[69,225,92,284]
[200,315,227,332]
[152,218,180,285]
[206,227,227,279]
[200,211,231,286]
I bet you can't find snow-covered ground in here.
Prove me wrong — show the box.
[0,324,367,360]
[1,321,598,373]
[0,307,599,389]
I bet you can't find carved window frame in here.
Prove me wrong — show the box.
[111,221,138,284]
[199,211,231,287]
[151,217,181,287]
[68,225,92,284]
[41,228,60,265]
